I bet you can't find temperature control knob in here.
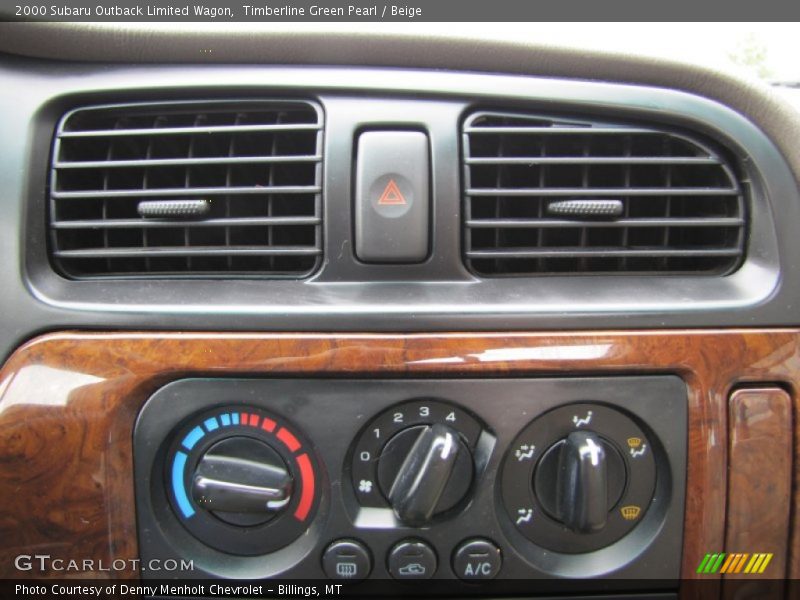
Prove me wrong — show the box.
[164,406,321,556]
[191,436,293,527]
[377,424,473,526]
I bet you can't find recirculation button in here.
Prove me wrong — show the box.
[388,539,437,579]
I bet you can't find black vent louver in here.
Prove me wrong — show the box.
[462,111,746,276]
[49,100,323,278]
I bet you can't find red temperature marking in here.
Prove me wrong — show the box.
[249,414,260,427]
[294,453,315,522]
[277,427,301,452]
[261,417,277,432]
[240,412,249,425]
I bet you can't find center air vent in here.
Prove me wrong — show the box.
[462,111,746,276]
[49,100,323,278]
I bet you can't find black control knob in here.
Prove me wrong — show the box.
[191,436,293,527]
[503,402,657,553]
[377,423,473,525]
[534,431,625,533]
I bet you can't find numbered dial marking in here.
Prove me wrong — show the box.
[350,400,482,512]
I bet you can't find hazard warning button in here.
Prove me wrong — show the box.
[355,131,429,263]
[377,178,406,207]
[370,175,413,216]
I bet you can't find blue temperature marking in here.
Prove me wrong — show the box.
[181,426,205,451]
[171,451,195,519]
[220,413,231,426]
[204,417,219,432]
[232,413,240,425]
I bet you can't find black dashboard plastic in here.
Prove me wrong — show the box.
[0,57,798,360]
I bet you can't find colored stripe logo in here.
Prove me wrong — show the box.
[696,552,773,574]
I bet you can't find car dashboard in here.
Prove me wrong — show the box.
[1,23,800,600]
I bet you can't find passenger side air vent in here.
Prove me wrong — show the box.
[49,100,323,278]
[462,111,746,276]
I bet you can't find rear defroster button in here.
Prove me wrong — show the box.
[452,539,502,580]
[322,539,372,580]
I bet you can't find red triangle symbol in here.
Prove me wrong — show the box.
[377,179,407,206]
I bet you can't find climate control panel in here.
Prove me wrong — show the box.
[165,406,321,555]
[134,377,686,589]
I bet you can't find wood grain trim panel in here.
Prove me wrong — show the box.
[723,388,792,594]
[789,384,800,580]
[0,329,797,584]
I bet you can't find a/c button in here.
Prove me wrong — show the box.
[452,539,502,580]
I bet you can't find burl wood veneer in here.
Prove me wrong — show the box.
[0,330,798,591]
[721,388,792,599]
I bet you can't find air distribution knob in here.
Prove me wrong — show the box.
[534,431,626,533]
[377,423,473,526]
[191,436,293,527]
